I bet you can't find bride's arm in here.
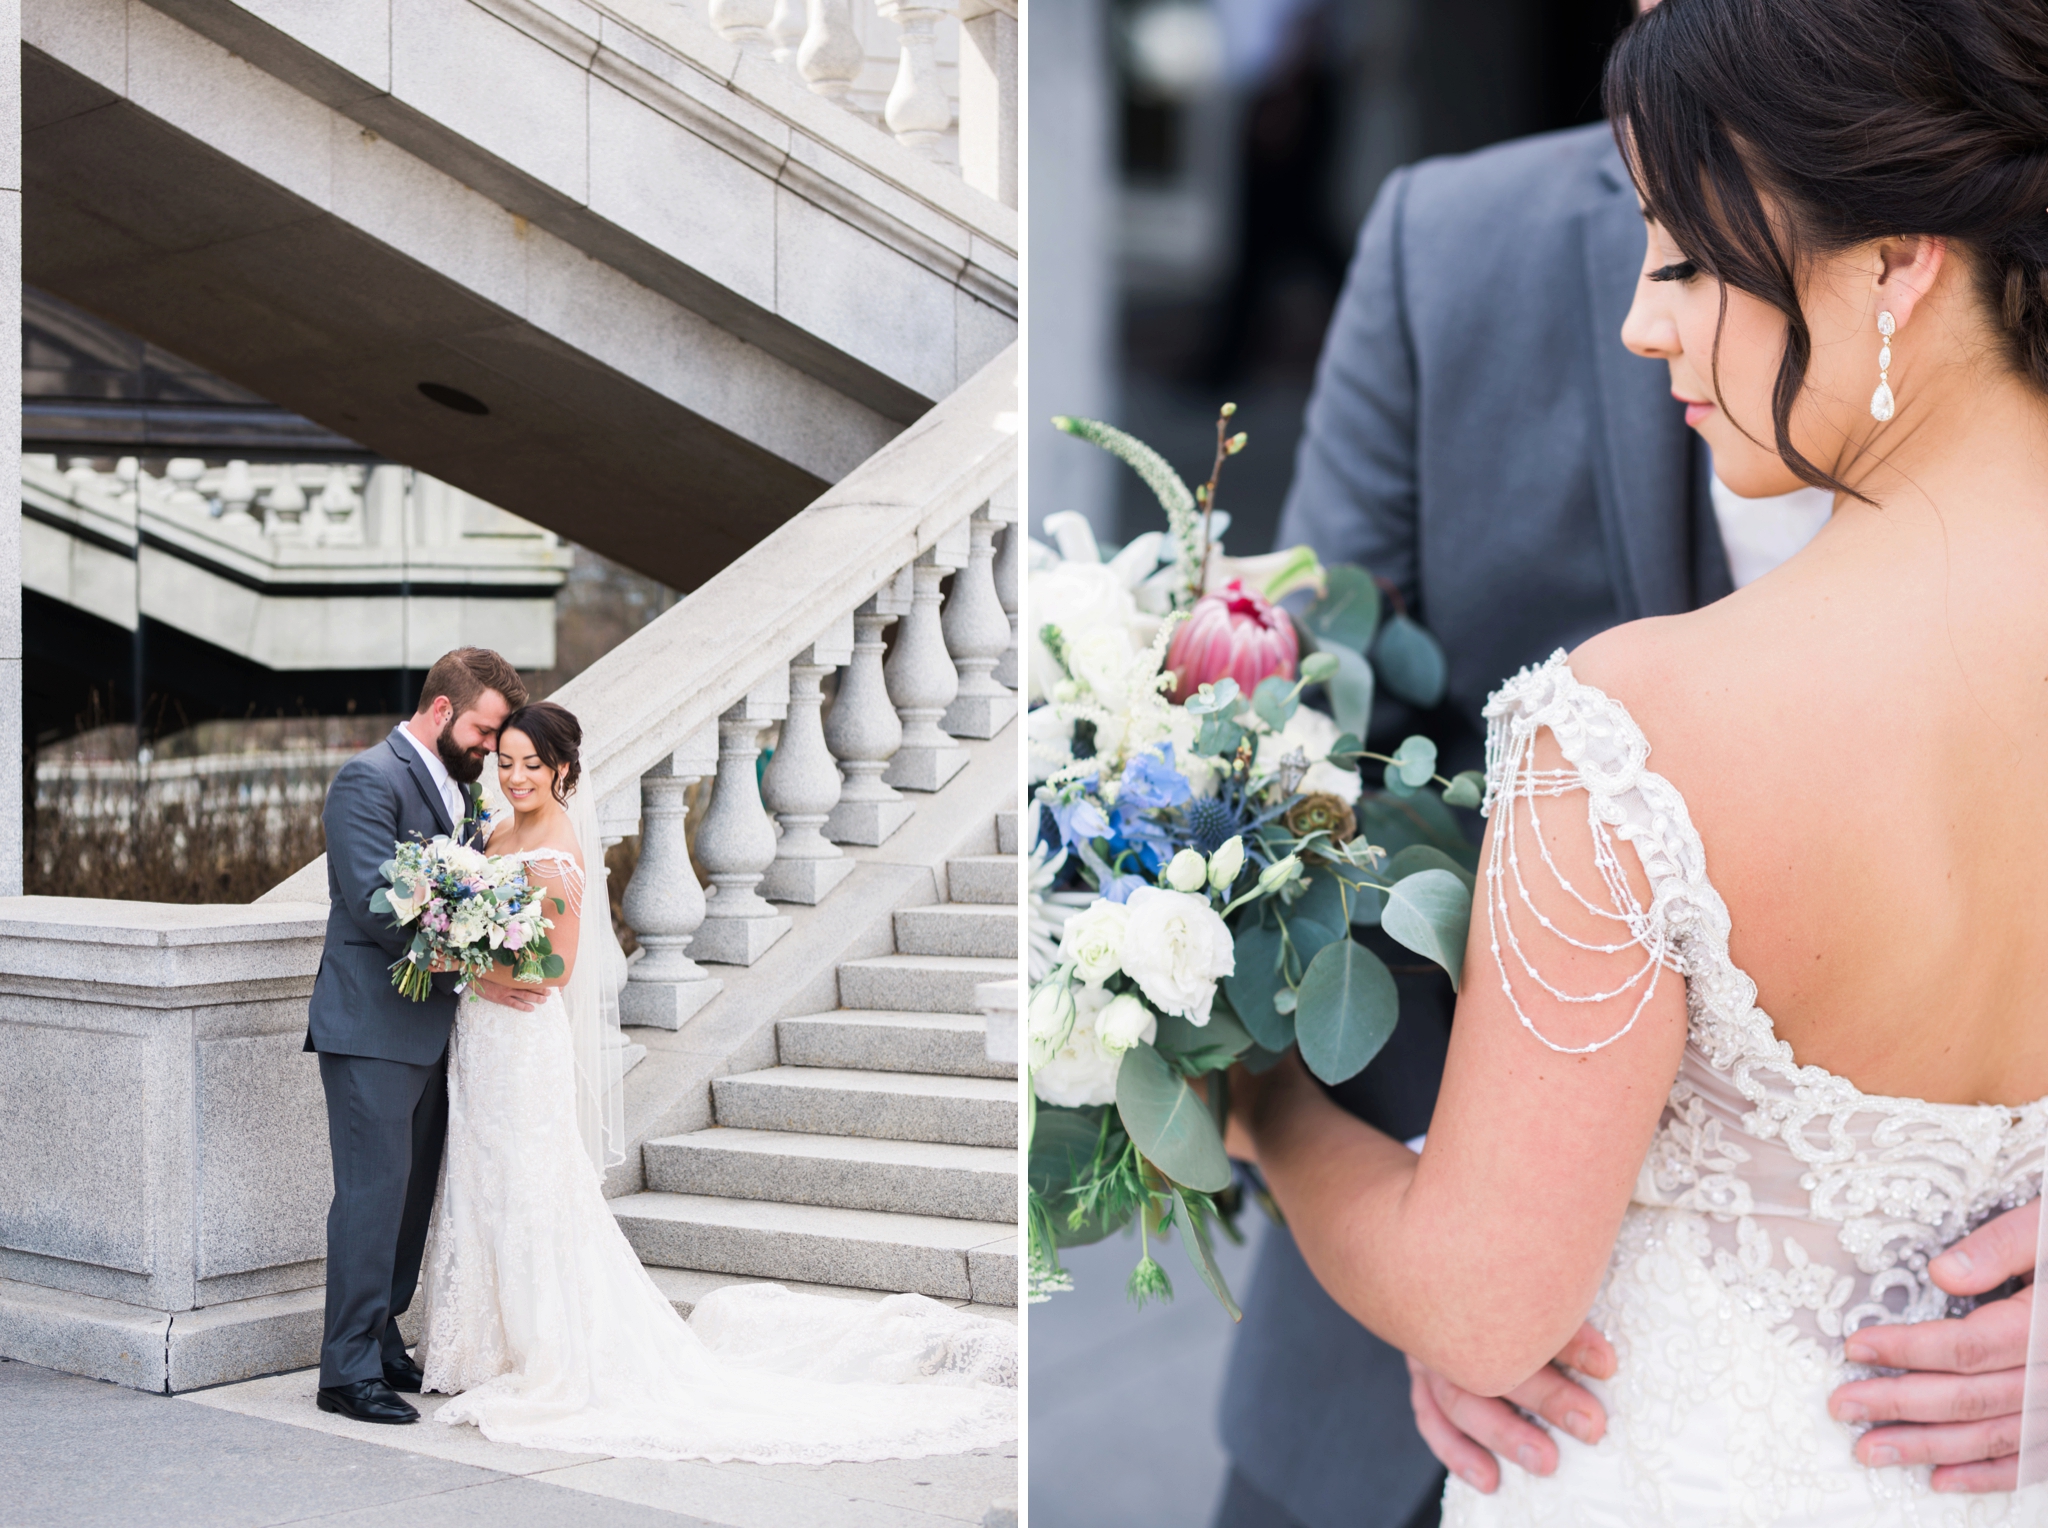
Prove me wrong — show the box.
[1238,724,1688,1398]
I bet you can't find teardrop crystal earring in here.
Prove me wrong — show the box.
[1870,311,1896,422]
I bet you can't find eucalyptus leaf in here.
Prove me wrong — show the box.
[1298,651,1339,685]
[1196,715,1247,759]
[1223,922,1293,1051]
[1305,564,1383,652]
[1373,612,1449,708]
[1116,1043,1233,1192]
[1029,1105,1131,1246]
[1251,675,1297,732]
[1442,770,1486,810]
[1360,791,1479,869]
[1392,735,1438,787]
[1272,988,1298,1015]
[540,954,566,979]
[1154,1004,1254,1063]
[1381,868,1474,991]
[1330,731,1365,764]
[1292,870,1349,936]
[1382,761,1419,797]
[1383,844,1477,894]
[1186,678,1241,717]
[369,887,393,916]
[1292,938,1400,1085]
[1171,1184,1243,1322]
[1325,644,1377,740]
[1286,915,1341,967]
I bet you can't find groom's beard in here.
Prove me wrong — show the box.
[435,719,487,785]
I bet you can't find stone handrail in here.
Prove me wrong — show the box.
[238,336,1016,1176]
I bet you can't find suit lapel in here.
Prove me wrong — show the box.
[388,733,456,839]
[1578,151,1698,621]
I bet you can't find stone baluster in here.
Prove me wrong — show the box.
[618,725,724,1030]
[690,670,794,965]
[875,0,955,153]
[761,612,857,904]
[991,514,1019,691]
[164,458,208,515]
[884,536,970,791]
[940,504,1014,737]
[957,0,1017,207]
[263,471,307,537]
[768,0,806,65]
[824,583,913,845]
[709,0,775,54]
[217,460,260,531]
[798,0,864,98]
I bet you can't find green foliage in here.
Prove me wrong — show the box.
[1442,770,1486,810]
[1251,675,1297,731]
[1297,651,1340,685]
[1127,1252,1175,1307]
[1029,1105,1137,1247]
[1293,937,1401,1084]
[1304,565,1383,652]
[1391,735,1439,787]
[1115,1043,1233,1192]
[1053,415,1202,593]
[1373,613,1449,707]
[1382,868,1474,991]
[1359,790,1481,871]
[1171,1185,1243,1321]
[1383,844,1476,894]
[1324,644,1377,738]
[1153,1004,1254,1075]
[369,886,392,916]
[539,953,566,980]
[1224,921,1294,1050]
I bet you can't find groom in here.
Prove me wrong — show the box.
[305,647,540,1424]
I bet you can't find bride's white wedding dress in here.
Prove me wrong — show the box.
[1444,656,2046,1528]
[416,847,1016,1464]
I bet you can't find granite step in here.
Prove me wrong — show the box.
[995,809,1019,856]
[946,856,1016,905]
[893,904,1017,959]
[839,953,1018,1013]
[778,1010,1014,1079]
[612,1192,1017,1304]
[712,1065,1016,1147]
[645,1127,1017,1220]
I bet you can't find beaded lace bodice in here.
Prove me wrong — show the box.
[1441,653,2045,1526]
[1482,652,2048,1350]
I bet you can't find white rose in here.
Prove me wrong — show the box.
[1057,899,1129,987]
[1118,886,1236,1026]
[1165,848,1209,893]
[1095,992,1158,1053]
[1030,561,1139,704]
[1208,836,1245,890]
[1030,986,1123,1108]
[1301,759,1363,805]
[1028,706,1075,784]
[1254,705,1348,777]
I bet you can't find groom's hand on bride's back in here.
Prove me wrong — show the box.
[1829,1198,2036,1493]
[472,979,546,1012]
[1406,1324,1616,1492]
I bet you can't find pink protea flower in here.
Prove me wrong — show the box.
[1167,578,1299,703]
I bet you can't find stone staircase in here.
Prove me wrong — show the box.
[611,807,1019,1317]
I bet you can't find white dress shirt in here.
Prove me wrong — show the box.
[396,723,466,829]
[1708,470,1835,589]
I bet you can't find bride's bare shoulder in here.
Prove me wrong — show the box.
[1564,603,1761,752]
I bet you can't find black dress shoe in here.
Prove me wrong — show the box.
[383,1356,425,1393]
[316,1378,419,1424]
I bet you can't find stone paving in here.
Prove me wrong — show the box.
[2,1357,1016,1528]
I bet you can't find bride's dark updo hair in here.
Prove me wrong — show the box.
[1606,0,2048,491]
[500,701,582,805]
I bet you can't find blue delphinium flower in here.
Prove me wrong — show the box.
[1047,789,1111,851]
[1117,745,1192,813]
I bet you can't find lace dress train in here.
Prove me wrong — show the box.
[417,850,1015,1465]
[1441,655,2045,1528]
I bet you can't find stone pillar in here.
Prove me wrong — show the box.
[875,0,956,153]
[761,613,857,904]
[798,0,864,97]
[691,671,794,966]
[958,0,1018,208]
[618,726,724,1031]
[824,583,913,845]
[885,538,970,791]
[0,0,21,898]
[768,0,806,66]
[940,505,1014,738]
[991,508,1020,692]
[709,0,775,54]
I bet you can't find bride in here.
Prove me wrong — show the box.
[1229,0,2048,1522]
[415,700,1016,1463]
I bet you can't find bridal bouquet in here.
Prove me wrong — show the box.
[1028,408,1479,1317]
[371,836,567,1001]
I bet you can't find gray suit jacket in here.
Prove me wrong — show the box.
[304,729,483,1065]
[1220,122,1732,1528]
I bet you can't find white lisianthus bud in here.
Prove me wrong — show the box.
[1095,992,1157,1053]
[1257,853,1303,893]
[1057,899,1130,987]
[1208,836,1245,890]
[1166,847,1209,893]
[1028,980,1076,1045]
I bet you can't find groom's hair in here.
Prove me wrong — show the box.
[419,648,528,720]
